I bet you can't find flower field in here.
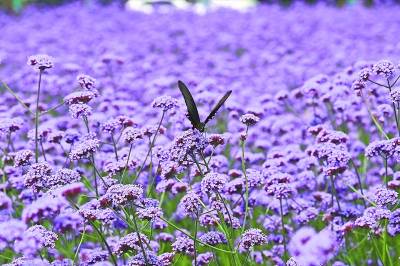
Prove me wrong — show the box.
[2,2,400,265]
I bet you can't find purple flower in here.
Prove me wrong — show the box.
[69,136,100,160]
[172,236,194,255]
[372,59,395,77]
[198,231,227,246]
[200,172,228,194]
[113,232,150,255]
[64,90,97,105]
[373,186,398,207]
[100,184,143,207]
[77,74,96,90]
[390,87,400,103]
[45,168,81,189]
[13,150,34,167]
[194,252,213,266]
[288,227,337,266]
[152,95,179,112]
[0,192,12,212]
[69,103,92,118]
[240,113,260,126]
[122,127,143,144]
[23,162,52,193]
[126,251,160,266]
[179,191,201,216]
[27,54,54,70]
[22,195,67,223]
[237,228,267,251]
[158,252,175,265]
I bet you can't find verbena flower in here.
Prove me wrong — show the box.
[113,232,150,255]
[126,251,160,266]
[152,95,179,112]
[240,113,260,126]
[179,191,201,216]
[27,54,54,70]
[237,228,267,251]
[77,74,96,90]
[198,231,227,246]
[100,184,143,207]
[13,150,34,167]
[122,127,143,143]
[69,136,100,160]
[373,186,398,207]
[194,252,213,266]
[69,103,92,118]
[172,236,194,255]
[200,172,228,194]
[372,59,395,77]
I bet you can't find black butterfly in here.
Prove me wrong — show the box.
[178,80,232,132]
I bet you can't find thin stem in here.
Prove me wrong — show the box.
[39,101,65,116]
[391,74,400,87]
[350,159,366,208]
[241,126,250,232]
[159,217,235,254]
[121,144,133,183]
[135,111,165,180]
[73,225,86,265]
[384,157,388,187]
[329,175,342,212]
[40,141,47,162]
[367,78,389,88]
[90,221,118,266]
[132,211,149,266]
[279,198,287,260]
[194,211,199,266]
[111,134,119,160]
[34,70,43,163]
[387,79,400,136]
[1,81,34,115]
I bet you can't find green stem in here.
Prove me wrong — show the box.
[111,134,119,160]
[135,111,165,181]
[132,211,149,266]
[241,126,249,232]
[34,70,43,163]
[350,159,366,208]
[121,144,133,183]
[73,226,86,265]
[194,211,199,266]
[279,198,287,260]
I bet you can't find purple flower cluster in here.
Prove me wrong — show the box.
[2,2,400,265]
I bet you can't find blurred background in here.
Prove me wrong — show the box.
[1,0,398,13]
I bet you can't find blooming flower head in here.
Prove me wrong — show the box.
[122,127,143,144]
[372,60,395,77]
[390,87,400,103]
[69,135,100,160]
[172,236,194,255]
[100,184,143,207]
[27,54,54,70]
[113,232,150,255]
[69,103,92,118]
[373,186,398,207]
[201,172,228,194]
[237,228,267,251]
[240,113,260,126]
[152,95,179,112]
[77,74,96,90]
[179,191,201,216]
[13,149,34,167]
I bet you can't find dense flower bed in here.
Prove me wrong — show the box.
[2,3,400,266]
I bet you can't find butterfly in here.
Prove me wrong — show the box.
[178,80,232,132]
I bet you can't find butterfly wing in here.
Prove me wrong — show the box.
[178,80,202,130]
[203,90,232,125]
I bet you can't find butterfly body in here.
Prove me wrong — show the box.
[178,80,232,132]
